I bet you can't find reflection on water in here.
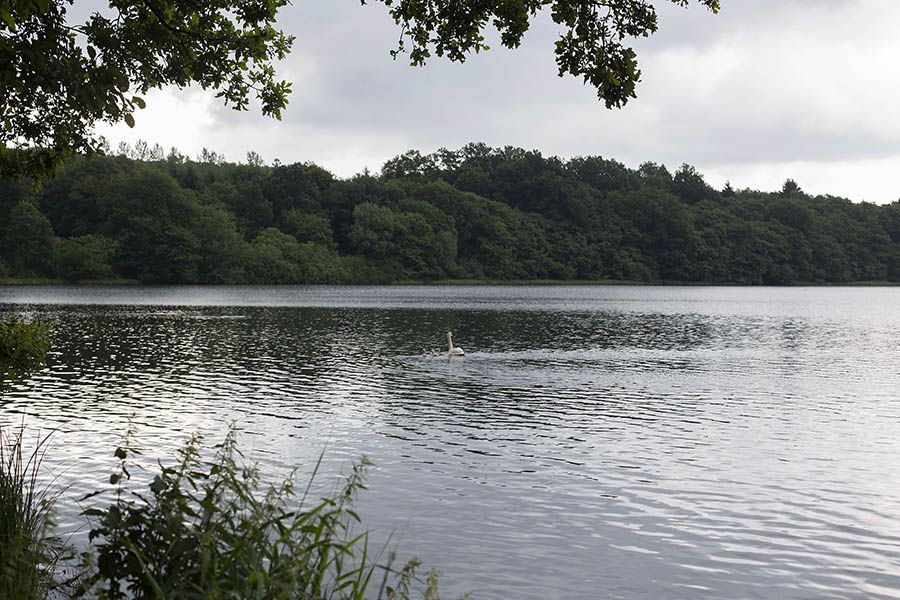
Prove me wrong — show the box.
[2,285,900,599]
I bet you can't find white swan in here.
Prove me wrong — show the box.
[447,331,465,356]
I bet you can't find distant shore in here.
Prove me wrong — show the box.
[4,149,899,290]
[2,278,898,287]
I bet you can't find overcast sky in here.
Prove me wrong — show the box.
[95,0,900,204]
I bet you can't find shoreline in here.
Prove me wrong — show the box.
[1,278,898,288]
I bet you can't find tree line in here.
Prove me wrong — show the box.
[1,143,898,285]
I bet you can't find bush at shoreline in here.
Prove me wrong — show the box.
[1,425,453,600]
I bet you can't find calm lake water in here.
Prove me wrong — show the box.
[2,285,900,599]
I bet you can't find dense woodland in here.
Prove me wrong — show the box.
[1,143,898,285]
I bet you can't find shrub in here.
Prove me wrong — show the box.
[76,426,447,600]
[0,322,50,382]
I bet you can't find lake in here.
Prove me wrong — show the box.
[2,285,900,599]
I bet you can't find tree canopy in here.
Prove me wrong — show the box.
[2,0,718,180]
[1,0,294,179]
[2,143,897,286]
[377,0,719,108]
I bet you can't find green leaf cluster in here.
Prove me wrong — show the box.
[74,426,447,599]
[0,0,294,179]
[0,321,50,382]
[2,1,725,180]
[375,0,719,108]
[1,424,453,599]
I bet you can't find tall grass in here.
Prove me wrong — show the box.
[1,324,452,598]
[0,423,451,599]
[0,426,69,599]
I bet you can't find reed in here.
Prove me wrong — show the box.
[0,426,69,599]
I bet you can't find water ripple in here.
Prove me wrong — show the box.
[2,285,900,599]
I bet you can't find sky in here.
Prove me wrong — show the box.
[93,0,900,204]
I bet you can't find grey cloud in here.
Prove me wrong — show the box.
[92,0,900,202]
[233,0,895,163]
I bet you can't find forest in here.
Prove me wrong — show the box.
[1,143,898,285]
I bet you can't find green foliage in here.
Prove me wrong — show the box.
[349,201,458,279]
[283,210,338,249]
[103,167,249,283]
[51,235,115,282]
[1,1,723,180]
[190,204,248,283]
[1,200,55,275]
[246,228,345,283]
[0,322,50,382]
[0,425,452,600]
[0,426,70,600]
[376,0,719,108]
[1,0,294,179]
[75,426,446,600]
[672,164,716,205]
[350,203,402,261]
[2,145,899,285]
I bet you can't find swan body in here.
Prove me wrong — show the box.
[447,331,465,356]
